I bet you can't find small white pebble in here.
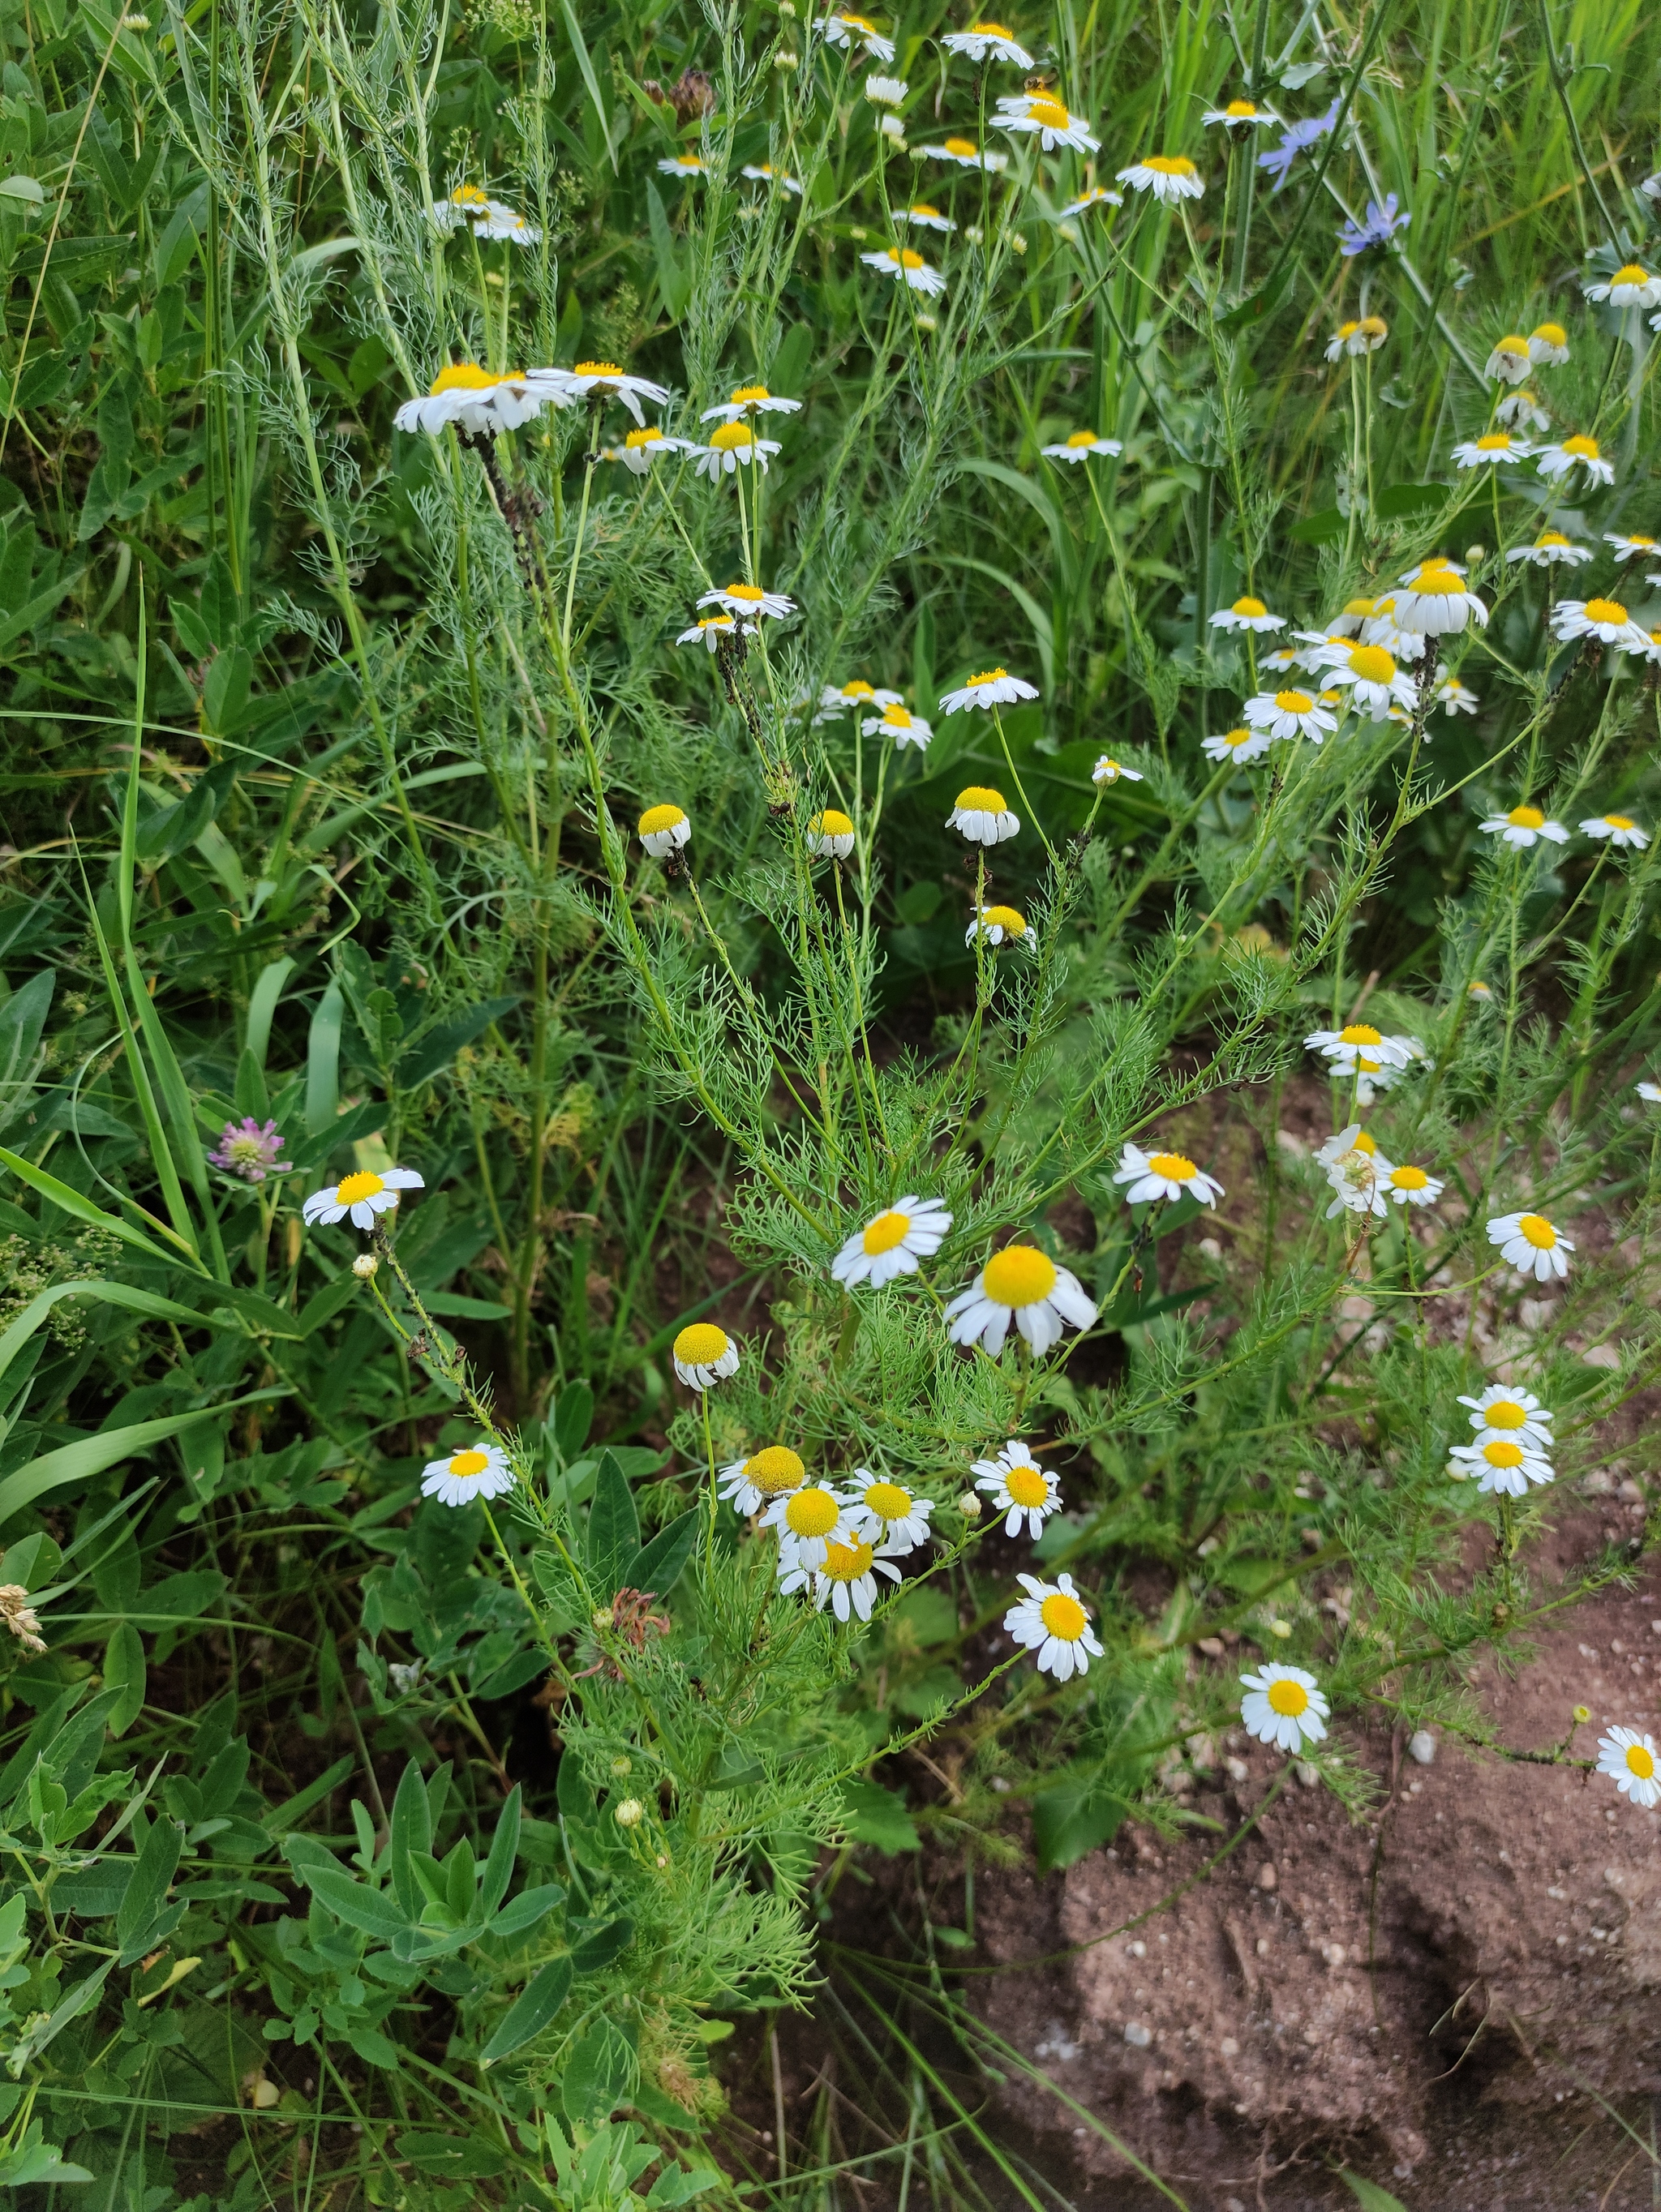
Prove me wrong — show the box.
[1124,2021,1152,2048]
[1323,1943,1346,1967]
[1220,2036,1239,2056]
[1129,1940,1147,1957]
[1407,1730,1436,1765]
[1225,1757,1249,1782]
[1255,1937,1270,1957]
[1295,1761,1320,1787]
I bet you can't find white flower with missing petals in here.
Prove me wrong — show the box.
[818,679,902,719]
[817,10,895,60]
[997,91,1100,153]
[942,20,1033,62]
[1092,756,1144,785]
[778,1537,902,1622]
[843,1473,934,1552]
[1479,804,1569,851]
[1584,262,1661,308]
[940,667,1040,713]
[864,701,932,748]
[972,1441,1061,1538]
[303,1166,424,1229]
[860,244,946,294]
[1536,434,1615,487]
[1042,429,1122,461]
[1203,724,1272,765]
[698,581,796,619]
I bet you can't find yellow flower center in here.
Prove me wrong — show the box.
[943,135,980,156]
[863,1481,912,1520]
[746,1446,805,1494]
[1221,727,1252,748]
[1344,597,1377,616]
[1027,94,1071,128]
[1483,1399,1526,1429]
[1358,316,1387,338]
[1146,1151,1198,1181]
[1624,538,1657,551]
[710,422,758,450]
[980,904,1027,936]
[1533,322,1566,345]
[1604,814,1635,830]
[862,1209,913,1255]
[1338,1024,1383,1046]
[1225,99,1256,116]
[726,582,765,601]
[449,1449,490,1477]
[1506,805,1544,830]
[1144,154,1196,175]
[1561,435,1599,459]
[674,1322,729,1364]
[971,19,1015,32]
[1474,434,1511,451]
[1006,1464,1049,1507]
[1408,572,1457,596]
[969,667,1009,685]
[1348,644,1395,682]
[982,1245,1058,1307]
[573,360,625,377]
[1039,1591,1088,1640]
[812,809,855,840]
[1584,598,1627,624]
[1517,1213,1557,1250]
[335,1170,386,1204]
[624,427,662,449]
[1483,1438,1525,1468]
[842,679,876,697]
[1350,1129,1377,1155]
[821,1538,876,1582]
[889,247,926,269]
[881,705,912,724]
[1537,532,1569,547]
[956,785,1008,812]
[786,1485,842,1537]
[911,202,942,218]
[1334,321,1359,341]
[1494,336,1527,356]
[839,11,878,28]
[431,362,506,394]
[731,384,770,404]
[638,803,686,835]
[1233,595,1268,617]
[1067,430,1101,448]
[1391,1164,1428,1190]
[1612,264,1651,286]
[1626,1743,1656,1781]
[1273,690,1313,713]
[1266,1678,1309,1717]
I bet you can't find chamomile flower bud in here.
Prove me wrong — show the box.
[352,1253,379,1279]
[1116,153,1203,200]
[1005,1573,1102,1679]
[1528,320,1570,364]
[865,701,932,748]
[1211,595,1285,633]
[1451,431,1534,468]
[998,92,1101,154]
[1202,725,1272,764]
[1584,262,1661,307]
[1041,430,1122,461]
[939,666,1040,712]
[972,1441,1061,1538]
[966,902,1028,948]
[807,808,856,858]
[614,1797,646,1827]
[1483,335,1532,384]
[957,1491,983,1518]
[719,1446,806,1516]
[1487,1209,1573,1282]
[1536,434,1614,487]
[638,804,691,857]
[1202,97,1280,128]
[420,1443,515,1507]
[831,1198,953,1288]
[303,1166,425,1230]
[947,785,1019,843]
[942,20,1034,63]
[672,1322,739,1390]
[946,1247,1097,1357]
[1598,1728,1661,1809]
[860,244,946,294]
[1478,804,1568,850]
[1239,1664,1328,1754]
[818,9,895,61]
[1113,1142,1224,1207]
[1579,812,1649,849]
[1505,529,1592,566]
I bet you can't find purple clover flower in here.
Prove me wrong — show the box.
[209,1117,291,1183]
[1256,97,1341,188]
[1337,194,1410,255]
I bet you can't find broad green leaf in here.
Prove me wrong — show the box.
[647,2167,722,2206]
[839,1779,919,1854]
[116,1815,182,1961]
[396,995,519,1089]
[561,2017,637,2123]
[295,1863,410,1941]
[586,1451,639,1598]
[479,1956,573,2065]
[244,958,295,1070]
[103,1621,145,1737]
[624,1509,697,1601]
[387,1757,433,1916]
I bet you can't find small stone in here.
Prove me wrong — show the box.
[1219,2036,1239,2057]
[1129,1940,1147,1957]
[1407,1730,1436,1765]
[1197,1636,1225,1657]
[1323,1943,1346,1967]
[1123,2021,1152,2048]
[1255,1937,1270,1957]
[1295,1761,1320,1787]
[1256,1863,1278,1891]
[1226,1757,1249,1782]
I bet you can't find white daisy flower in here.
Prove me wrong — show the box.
[1451,431,1534,468]
[603,426,686,473]
[1449,1433,1553,1494]
[552,361,672,424]
[420,1442,516,1507]
[998,91,1100,154]
[1392,570,1489,635]
[805,808,855,859]
[860,244,946,294]
[1210,594,1285,634]
[864,72,907,104]
[1202,724,1273,764]
[843,1473,934,1551]
[831,1196,953,1288]
[817,9,895,60]
[1239,1663,1328,1755]
[676,615,753,650]
[394,363,565,436]
[1468,979,1495,1001]
[1603,533,1661,561]
[1585,262,1661,308]
[702,384,803,423]
[966,902,1029,948]
[691,423,782,478]
[1324,316,1388,361]
[902,200,957,232]
[431,185,543,242]
[637,803,691,856]
[762,1482,857,1571]
[303,1165,424,1230]
[1304,1024,1418,1076]
[972,1440,1062,1538]
[718,1444,806,1516]
[1384,1161,1443,1207]
[1536,434,1615,487]
[1112,1142,1224,1207]
[1116,153,1203,200]
[941,666,1040,714]
[925,135,1008,170]
[1325,596,1378,637]
[1457,1383,1553,1451]
[942,20,1033,63]
[1551,596,1648,648]
[947,784,1019,843]
[1487,1208,1573,1282]
[1598,1727,1661,1810]
[1055,184,1122,216]
[698,581,796,620]
[1633,626,1661,665]
[779,1537,902,1623]
[1320,642,1419,721]
[864,701,932,747]
[1479,804,1569,850]
[1320,1124,1389,1219]
[1637,1081,1661,1103]
[672,1321,739,1389]
[1436,675,1479,715]
[1505,529,1593,567]
[1243,688,1337,744]
[1004,1572,1102,1681]
[658,153,706,179]
[1042,429,1122,461]
[1091,755,1143,786]
[818,678,902,719]
[946,1245,1097,1357]
[1202,97,1280,128]
[1528,319,1570,364]
[1580,812,1649,849]
[1484,335,1533,384]
[740,163,802,194]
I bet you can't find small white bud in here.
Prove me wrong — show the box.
[352,1254,378,1279]
[957,1492,982,1519]
[614,1797,645,1828]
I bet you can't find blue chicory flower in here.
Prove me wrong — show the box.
[1257,97,1341,188]
[1337,194,1410,255]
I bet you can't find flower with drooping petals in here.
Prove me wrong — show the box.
[947,785,1019,844]
[1451,431,1534,468]
[1484,336,1532,384]
[1585,263,1661,308]
[865,701,932,748]
[942,20,1033,64]
[998,90,1100,154]
[672,1322,739,1390]
[940,667,1040,713]
[860,243,946,294]
[1304,1024,1417,1075]
[1580,812,1648,850]
[1117,153,1203,201]
[817,10,895,60]
[1202,725,1272,765]
[966,902,1028,948]
[763,1481,858,1571]
[1211,594,1285,633]
[946,1246,1097,1357]
[1528,320,1570,364]
[698,581,796,620]
[719,1445,805,1516]
[1478,804,1568,851]
[1324,316,1388,359]
[1536,434,1614,487]
[1042,429,1122,462]
[638,804,691,857]
[779,1537,901,1622]
[1202,97,1280,129]
[1506,529,1593,567]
